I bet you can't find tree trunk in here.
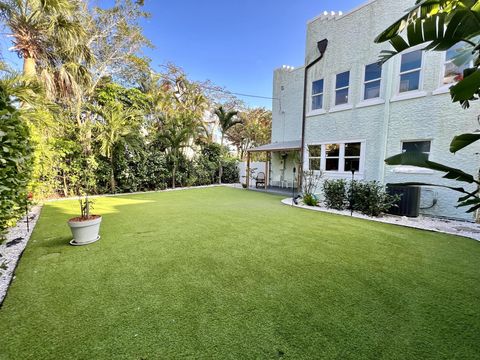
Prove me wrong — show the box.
[172,163,176,189]
[219,134,224,184]
[23,57,36,77]
[110,156,116,194]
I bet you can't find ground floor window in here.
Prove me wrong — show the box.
[307,141,364,173]
[402,140,431,158]
[308,145,321,170]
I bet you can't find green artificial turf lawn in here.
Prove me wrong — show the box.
[1,187,479,359]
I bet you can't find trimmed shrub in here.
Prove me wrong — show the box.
[322,179,348,210]
[351,180,399,217]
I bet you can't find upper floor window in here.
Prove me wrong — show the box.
[399,50,422,93]
[335,71,350,105]
[311,79,324,110]
[443,43,470,85]
[364,63,382,100]
[402,140,431,158]
[308,145,321,170]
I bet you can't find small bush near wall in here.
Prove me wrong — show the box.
[322,179,348,210]
[351,181,399,217]
[322,179,399,217]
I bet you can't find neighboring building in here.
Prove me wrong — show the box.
[248,0,480,221]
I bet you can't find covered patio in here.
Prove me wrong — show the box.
[245,140,301,193]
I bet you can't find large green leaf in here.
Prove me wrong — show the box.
[450,69,480,107]
[385,152,478,184]
[450,131,480,153]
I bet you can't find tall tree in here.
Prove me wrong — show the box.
[158,116,196,189]
[92,103,140,193]
[226,108,271,160]
[214,106,241,183]
[0,0,93,98]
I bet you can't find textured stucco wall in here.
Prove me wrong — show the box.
[270,152,300,185]
[272,0,480,221]
[272,67,304,143]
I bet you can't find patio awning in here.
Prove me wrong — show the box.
[247,140,301,153]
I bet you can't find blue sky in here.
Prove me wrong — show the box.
[142,0,366,109]
[0,0,367,109]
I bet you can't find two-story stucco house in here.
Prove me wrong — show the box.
[247,0,480,221]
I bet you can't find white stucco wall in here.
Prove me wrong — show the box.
[272,67,304,143]
[272,0,480,221]
[239,161,267,186]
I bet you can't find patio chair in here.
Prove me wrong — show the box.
[255,172,266,188]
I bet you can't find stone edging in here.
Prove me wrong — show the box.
[281,198,480,242]
[0,205,43,307]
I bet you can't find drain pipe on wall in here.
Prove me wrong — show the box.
[299,39,329,188]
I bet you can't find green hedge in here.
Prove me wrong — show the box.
[0,85,34,238]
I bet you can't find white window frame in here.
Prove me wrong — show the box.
[307,140,366,176]
[361,62,383,102]
[398,49,424,94]
[331,70,352,111]
[311,79,324,112]
[307,145,322,171]
[434,49,473,95]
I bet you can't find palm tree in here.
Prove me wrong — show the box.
[214,106,241,183]
[159,117,195,189]
[0,0,93,99]
[93,103,140,193]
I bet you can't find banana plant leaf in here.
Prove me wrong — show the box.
[450,131,480,153]
[385,152,478,184]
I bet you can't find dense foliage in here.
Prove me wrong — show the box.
[322,179,397,216]
[0,0,269,233]
[351,181,399,217]
[322,179,348,210]
[0,85,34,237]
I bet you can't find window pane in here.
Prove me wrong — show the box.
[344,158,360,172]
[308,145,321,157]
[335,88,349,105]
[309,158,320,171]
[400,50,422,72]
[345,142,361,156]
[325,144,340,157]
[312,94,323,110]
[443,61,466,85]
[365,63,382,81]
[399,71,420,92]
[364,80,381,99]
[446,42,464,61]
[312,79,324,95]
[325,158,339,171]
[402,141,431,154]
[336,71,350,88]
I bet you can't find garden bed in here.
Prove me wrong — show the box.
[0,205,42,305]
[282,198,480,241]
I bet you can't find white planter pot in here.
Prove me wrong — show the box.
[68,216,102,246]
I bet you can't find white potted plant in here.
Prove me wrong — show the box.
[68,194,102,246]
